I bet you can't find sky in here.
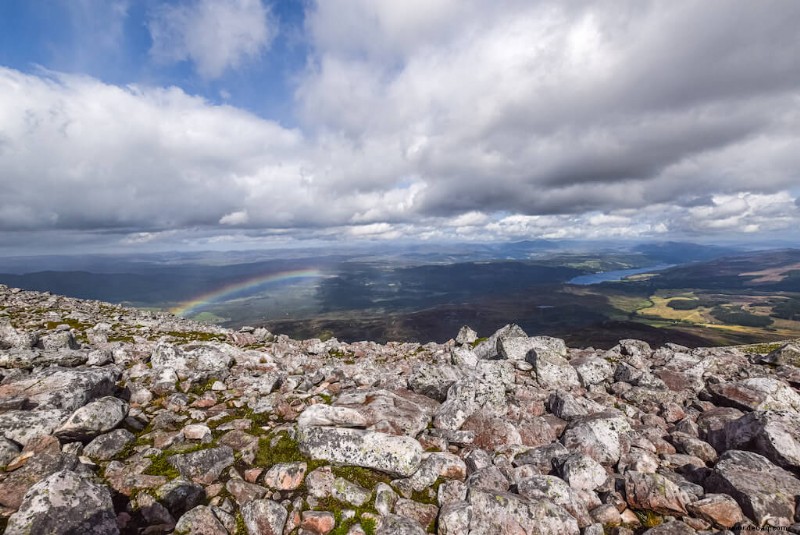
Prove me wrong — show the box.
[1,0,799,254]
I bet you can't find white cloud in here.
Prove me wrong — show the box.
[219,210,249,225]
[148,0,274,79]
[4,1,800,251]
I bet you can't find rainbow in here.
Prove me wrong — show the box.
[170,268,323,317]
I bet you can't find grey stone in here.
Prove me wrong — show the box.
[704,449,800,527]
[571,356,615,387]
[240,499,287,535]
[560,412,632,465]
[721,410,800,471]
[408,364,464,402]
[55,396,129,442]
[83,429,135,460]
[298,426,423,477]
[558,453,608,491]
[517,475,593,527]
[168,446,235,485]
[0,366,119,411]
[0,436,21,466]
[529,347,580,389]
[332,476,371,506]
[5,469,118,535]
[0,409,67,448]
[156,478,206,518]
[376,513,426,534]
[173,505,227,535]
[455,326,478,346]
[467,487,580,535]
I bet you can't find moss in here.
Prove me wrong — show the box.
[469,337,489,348]
[313,496,379,535]
[43,319,91,331]
[254,431,324,472]
[233,513,247,535]
[142,451,180,479]
[142,443,215,478]
[330,466,392,490]
[360,517,377,535]
[633,509,663,528]
[317,393,334,405]
[744,342,785,355]
[107,334,136,343]
[410,478,443,505]
[161,330,228,343]
[328,348,355,360]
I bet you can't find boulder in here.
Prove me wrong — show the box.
[83,429,135,461]
[173,505,228,535]
[720,410,800,471]
[517,475,592,527]
[467,487,580,535]
[687,493,745,529]
[560,412,632,465]
[55,396,129,442]
[298,426,423,477]
[704,449,800,527]
[0,366,119,411]
[240,499,288,535]
[570,356,615,387]
[5,470,118,535]
[0,409,68,448]
[624,471,688,516]
[156,478,206,518]
[167,446,235,485]
[408,364,463,401]
[529,348,580,390]
[708,378,800,412]
[297,404,368,428]
[0,452,78,510]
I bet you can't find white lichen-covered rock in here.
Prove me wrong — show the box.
[467,487,580,535]
[174,505,228,535]
[705,449,800,527]
[0,409,68,448]
[571,356,615,386]
[0,436,21,467]
[298,426,423,477]
[709,378,800,412]
[240,499,288,535]
[55,396,129,441]
[517,475,593,528]
[529,348,580,390]
[721,410,800,471]
[558,453,608,491]
[5,470,118,535]
[408,364,464,402]
[561,412,632,465]
[0,366,119,411]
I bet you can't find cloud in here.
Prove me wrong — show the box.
[3,1,800,252]
[148,0,274,79]
[299,0,800,220]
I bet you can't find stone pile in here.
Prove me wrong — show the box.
[2,284,800,534]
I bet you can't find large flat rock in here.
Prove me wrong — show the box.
[298,426,423,477]
[704,450,800,527]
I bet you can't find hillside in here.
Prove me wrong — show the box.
[3,284,800,533]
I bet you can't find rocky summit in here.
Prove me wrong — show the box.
[2,285,800,534]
